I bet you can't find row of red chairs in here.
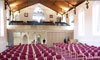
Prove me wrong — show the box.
[0,44,65,60]
[53,43,100,60]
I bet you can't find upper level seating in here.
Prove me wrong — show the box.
[9,21,69,26]
[53,43,100,60]
[0,44,64,60]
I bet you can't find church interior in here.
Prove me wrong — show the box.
[0,0,100,60]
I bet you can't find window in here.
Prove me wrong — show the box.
[32,6,45,22]
[78,8,85,36]
[92,2,100,35]
[69,13,74,30]
[0,1,4,37]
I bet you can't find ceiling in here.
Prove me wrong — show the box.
[7,0,85,14]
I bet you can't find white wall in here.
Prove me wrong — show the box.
[15,3,57,22]
[67,1,100,46]
[0,0,8,52]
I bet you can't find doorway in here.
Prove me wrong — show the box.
[23,35,28,44]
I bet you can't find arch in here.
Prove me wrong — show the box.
[78,8,85,36]
[22,33,29,44]
[32,6,45,22]
[14,11,20,21]
[23,35,28,44]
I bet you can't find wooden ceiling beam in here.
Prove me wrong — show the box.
[68,0,85,12]
[64,0,75,6]
[11,0,39,12]
[40,0,64,14]
[8,0,27,4]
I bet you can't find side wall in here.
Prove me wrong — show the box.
[0,0,8,52]
[67,1,100,46]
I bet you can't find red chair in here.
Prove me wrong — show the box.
[14,53,20,56]
[1,58,8,60]
[6,54,12,58]
[11,56,18,60]
[0,55,4,59]
[28,54,34,58]
[36,53,41,58]
[20,55,26,60]
[37,56,44,60]
[28,58,35,60]
[43,52,48,57]
[55,55,64,60]
[47,55,53,60]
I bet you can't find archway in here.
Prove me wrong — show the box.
[23,35,28,44]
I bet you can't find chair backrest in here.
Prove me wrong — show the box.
[6,54,12,58]
[1,58,8,60]
[56,55,62,59]
[97,52,100,56]
[11,56,18,60]
[14,53,20,56]
[37,56,44,60]
[51,52,56,56]
[47,55,53,60]
[20,55,26,59]
[0,55,4,59]
[28,54,34,58]
[90,52,95,56]
[28,58,35,60]
[36,53,41,58]
[43,52,48,57]
[84,52,89,57]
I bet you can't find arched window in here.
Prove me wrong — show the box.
[78,8,85,36]
[32,6,45,22]
[92,2,100,35]
[14,11,20,21]
[69,13,74,30]
[0,1,4,37]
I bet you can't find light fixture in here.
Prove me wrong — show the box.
[19,10,20,13]
[74,7,76,15]
[4,0,7,10]
[66,12,68,18]
[86,0,89,9]
[9,10,11,16]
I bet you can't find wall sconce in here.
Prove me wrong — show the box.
[9,10,11,16]
[74,7,76,15]
[66,12,68,18]
[86,0,89,9]
[19,10,20,13]
[4,1,7,10]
